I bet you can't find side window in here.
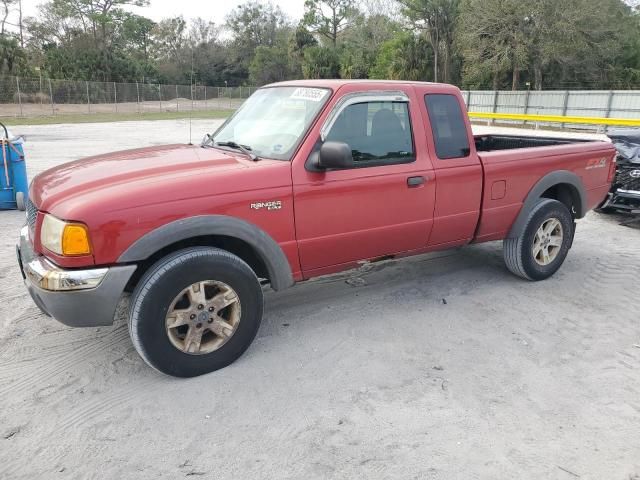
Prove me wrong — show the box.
[325,100,414,165]
[424,94,470,159]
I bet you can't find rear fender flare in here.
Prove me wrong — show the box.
[118,215,294,291]
[507,170,587,239]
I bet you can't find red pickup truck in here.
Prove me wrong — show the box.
[17,80,616,377]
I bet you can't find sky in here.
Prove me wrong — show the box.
[20,0,307,24]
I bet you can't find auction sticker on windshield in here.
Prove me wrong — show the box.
[290,87,328,102]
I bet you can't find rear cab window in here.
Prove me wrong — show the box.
[424,94,470,160]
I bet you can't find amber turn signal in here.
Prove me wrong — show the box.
[62,224,91,256]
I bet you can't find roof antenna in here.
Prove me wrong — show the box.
[189,47,194,145]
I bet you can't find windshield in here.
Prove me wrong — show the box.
[210,86,331,160]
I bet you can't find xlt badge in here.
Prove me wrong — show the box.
[250,200,282,211]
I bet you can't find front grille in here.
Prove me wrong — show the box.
[616,167,640,192]
[26,197,37,230]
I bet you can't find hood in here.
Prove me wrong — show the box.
[31,144,274,214]
[607,129,640,165]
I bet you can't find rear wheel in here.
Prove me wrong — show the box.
[503,199,574,281]
[129,247,263,377]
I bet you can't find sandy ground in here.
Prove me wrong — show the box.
[1,120,639,480]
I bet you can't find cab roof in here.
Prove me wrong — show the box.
[264,79,458,92]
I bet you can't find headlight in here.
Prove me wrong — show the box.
[41,214,92,256]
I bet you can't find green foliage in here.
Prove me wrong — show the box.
[249,44,292,85]
[339,14,401,78]
[0,35,27,74]
[302,45,340,78]
[2,0,640,89]
[397,0,459,82]
[457,0,640,89]
[370,32,433,80]
[303,0,359,46]
[226,1,287,48]
[339,45,369,78]
[226,1,288,70]
[289,24,318,78]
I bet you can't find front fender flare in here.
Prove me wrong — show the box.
[118,215,294,291]
[507,170,587,239]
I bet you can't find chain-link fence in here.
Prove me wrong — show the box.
[0,75,259,118]
[3,77,640,126]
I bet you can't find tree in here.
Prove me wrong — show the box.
[457,0,632,90]
[151,16,186,60]
[457,0,528,89]
[8,0,640,89]
[226,1,288,52]
[362,0,404,22]
[302,45,340,78]
[47,0,148,57]
[1,0,15,36]
[339,45,369,78]
[188,17,219,47]
[0,34,26,74]
[226,1,289,81]
[23,0,153,81]
[289,23,317,77]
[370,31,432,80]
[398,0,460,83]
[303,0,359,47]
[121,13,154,60]
[338,13,400,78]
[1,0,23,46]
[249,43,291,85]
[534,0,632,89]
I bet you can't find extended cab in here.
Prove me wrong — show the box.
[17,80,616,377]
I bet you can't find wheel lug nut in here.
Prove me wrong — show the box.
[190,314,196,320]
[208,307,214,312]
[197,304,204,310]
[208,318,213,323]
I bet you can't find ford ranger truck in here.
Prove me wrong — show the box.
[17,80,616,377]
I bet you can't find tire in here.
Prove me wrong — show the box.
[15,192,25,211]
[129,247,263,377]
[503,199,574,281]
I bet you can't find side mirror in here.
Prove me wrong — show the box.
[317,141,353,170]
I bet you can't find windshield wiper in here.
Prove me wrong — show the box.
[214,141,259,161]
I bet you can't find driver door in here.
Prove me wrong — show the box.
[292,89,436,276]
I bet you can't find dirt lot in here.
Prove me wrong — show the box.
[1,120,639,480]
[0,99,244,119]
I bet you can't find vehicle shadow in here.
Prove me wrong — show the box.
[0,241,512,394]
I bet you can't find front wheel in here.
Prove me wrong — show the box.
[129,247,263,377]
[503,199,574,281]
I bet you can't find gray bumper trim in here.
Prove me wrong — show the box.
[17,229,137,327]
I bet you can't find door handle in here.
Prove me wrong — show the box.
[407,176,426,188]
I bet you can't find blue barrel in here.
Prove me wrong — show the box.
[0,122,28,211]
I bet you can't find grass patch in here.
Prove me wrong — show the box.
[2,110,231,126]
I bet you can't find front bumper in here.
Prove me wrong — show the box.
[17,226,137,327]
[616,188,640,200]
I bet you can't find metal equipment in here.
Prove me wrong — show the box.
[0,121,28,211]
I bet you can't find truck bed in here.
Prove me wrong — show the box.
[474,134,594,152]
